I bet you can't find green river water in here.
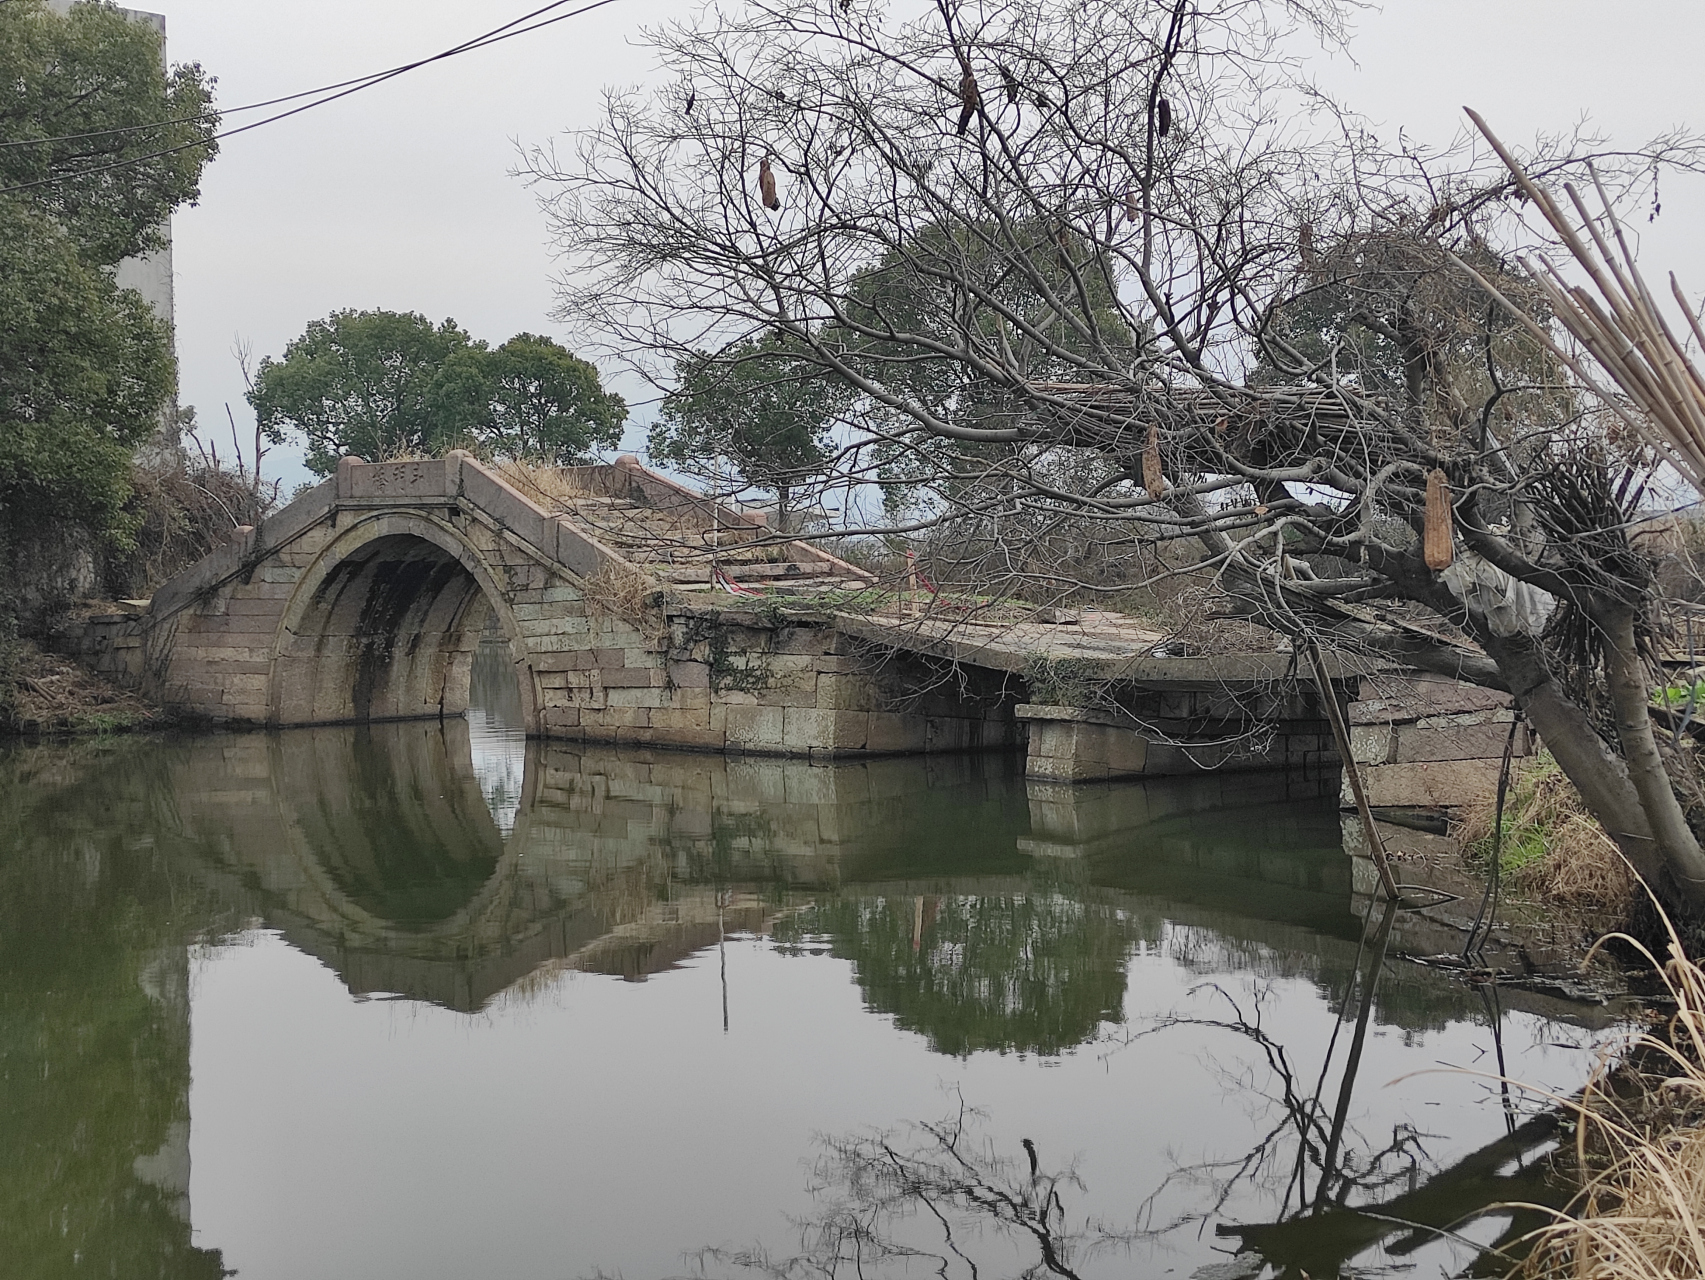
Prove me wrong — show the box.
[0,644,1618,1279]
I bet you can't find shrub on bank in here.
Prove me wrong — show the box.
[1459,750,1640,926]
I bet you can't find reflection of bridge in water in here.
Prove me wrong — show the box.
[0,722,1618,1279]
[160,719,1354,1014]
[150,717,1602,1051]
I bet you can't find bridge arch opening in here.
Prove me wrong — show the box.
[269,516,539,734]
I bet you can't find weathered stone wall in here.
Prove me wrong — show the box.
[1017,687,1339,782]
[59,604,149,686]
[1345,672,1534,815]
[554,606,1018,758]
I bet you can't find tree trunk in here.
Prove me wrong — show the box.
[1477,628,1672,893]
[1599,607,1705,907]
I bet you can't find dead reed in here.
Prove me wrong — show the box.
[1462,110,1705,503]
[1511,909,1705,1279]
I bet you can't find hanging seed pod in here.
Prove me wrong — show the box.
[1142,422,1166,497]
[1423,467,1454,570]
[956,60,980,136]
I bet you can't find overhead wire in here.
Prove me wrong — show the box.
[0,0,626,195]
[4,0,597,152]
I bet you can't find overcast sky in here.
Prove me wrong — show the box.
[156,0,1705,493]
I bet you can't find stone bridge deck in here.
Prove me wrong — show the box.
[70,452,1356,779]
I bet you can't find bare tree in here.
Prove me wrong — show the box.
[527,0,1705,907]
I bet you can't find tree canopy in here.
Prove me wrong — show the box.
[0,0,218,268]
[0,0,218,565]
[0,200,176,547]
[249,311,627,475]
[652,335,846,519]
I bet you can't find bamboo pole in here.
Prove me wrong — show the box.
[1306,640,1402,903]
[1461,108,1705,501]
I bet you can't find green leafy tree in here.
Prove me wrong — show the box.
[249,310,482,473]
[250,312,626,474]
[653,335,845,522]
[482,332,627,463]
[0,201,176,551]
[836,224,1140,514]
[0,0,217,566]
[0,0,219,266]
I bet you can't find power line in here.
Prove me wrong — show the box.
[0,0,625,195]
[1,74,387,153]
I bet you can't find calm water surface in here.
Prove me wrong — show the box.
[0,644,1618,1279]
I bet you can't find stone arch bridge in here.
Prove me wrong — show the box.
[73,452,1348,779]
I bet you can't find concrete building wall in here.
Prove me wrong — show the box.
[44,2,176,332]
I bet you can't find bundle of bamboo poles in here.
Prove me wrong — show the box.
[1456,108,1705,500]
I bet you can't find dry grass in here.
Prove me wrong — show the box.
[488,458,603,512]
[1513,912,1705,1278]
[0,636,160,735]
[576,562,672,646]
[1458,750,1639,924]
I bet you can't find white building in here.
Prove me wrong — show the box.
[44,1,176,333]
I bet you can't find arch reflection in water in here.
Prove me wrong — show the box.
[163,726,1576,1052]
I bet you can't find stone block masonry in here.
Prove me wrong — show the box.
[1344,672,1537,821]
[69,452,1434,780]
[1016,699,1340,781]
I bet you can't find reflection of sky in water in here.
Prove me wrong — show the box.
[467,640,525,838]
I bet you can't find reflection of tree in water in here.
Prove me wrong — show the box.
[693,905,1577,1280]
[0,744,228,1279]
[1161,920,1498,1043]
[689,1099,1128,1280]
[682,1091,1566,1280]
[1118,902,1573,1278]
[775,885,1144,1057]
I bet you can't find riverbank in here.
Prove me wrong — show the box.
[1513,926,1705,1278]
[0,634,163,736]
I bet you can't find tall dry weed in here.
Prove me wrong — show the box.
[1512,907,1705,1278]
